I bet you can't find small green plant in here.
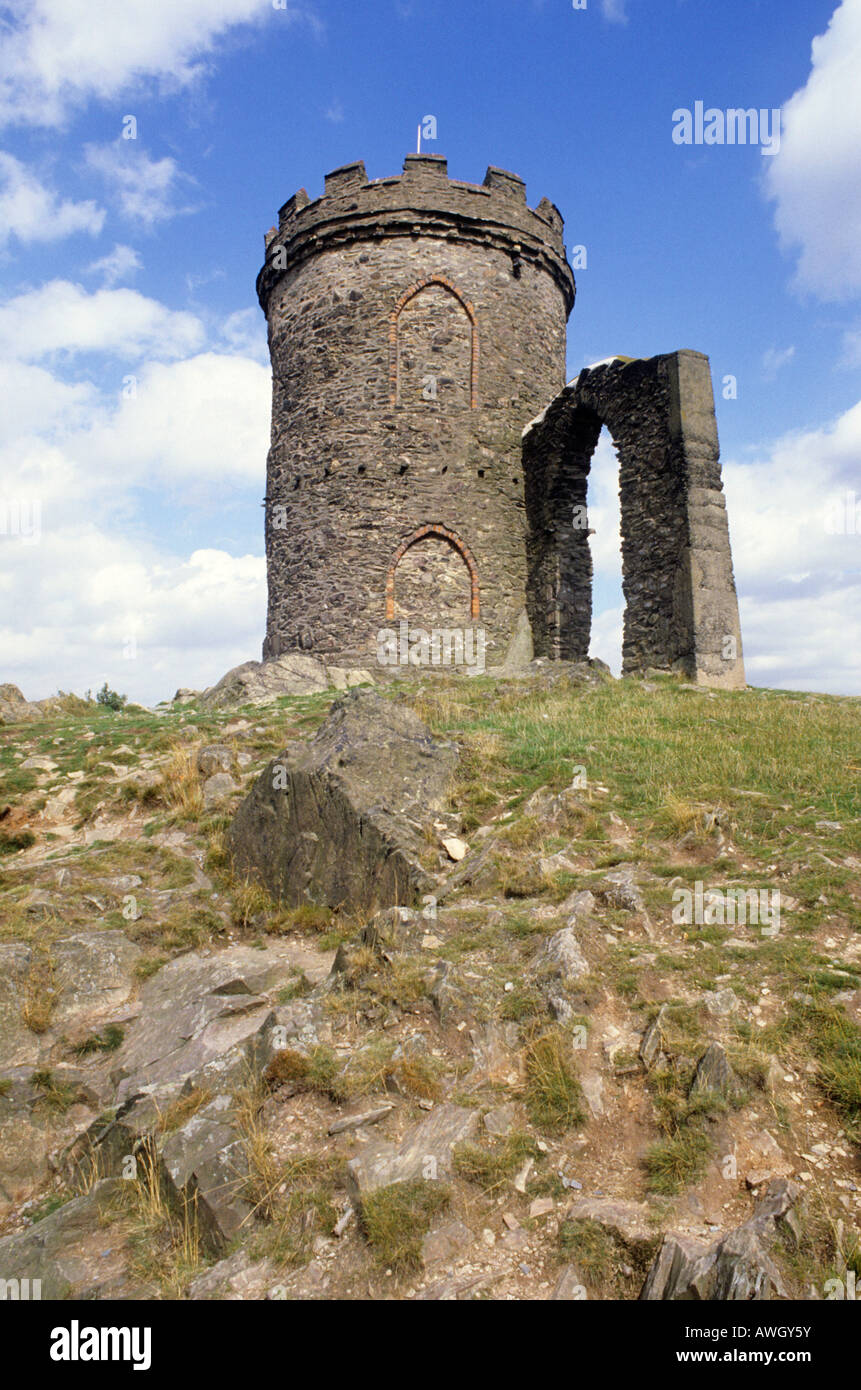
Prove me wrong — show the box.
[71,1024,125,1056]
[643,1127,714,1195]
[523,1027,585,1133]
[96,682,127,711]
[454,1132,540,1193]
[359,1179,451,1275]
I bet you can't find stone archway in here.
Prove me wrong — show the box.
[385,524,480,623]
[522,351,745,688]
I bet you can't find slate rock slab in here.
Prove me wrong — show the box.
[345,1102,479,1197]
[228,689,458,913]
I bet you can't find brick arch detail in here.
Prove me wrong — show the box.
[385,523,480,621]
[389,275,479,408]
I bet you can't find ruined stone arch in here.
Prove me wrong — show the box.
[522,352,745,687]
[385,523,480,621]
[389,275,479,408]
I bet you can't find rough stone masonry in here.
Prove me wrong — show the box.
[257,153,745,688]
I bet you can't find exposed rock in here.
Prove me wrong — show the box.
[639,1005,667,1070]
[563,1197,660,1259]
[328,1101,394,1135]
[196,745,234,778]
[160,1096,252,1255]
[703,987,739,1017]
[110,942,330,1102]
[483,1102,518,1137]
[640,1181,800,1300]
[421,1217,474,1267]
[187,1248,277,1300]
[0,1179,125,1298]
[560,889,596,924]
[690,1042,745,1102]
[345,1102,479,1196]
[202,772,237,809]
[0,933,142,1071]
[598,867,645,913]
[536,926,589,987]
[552,1264,587,1299]
[228,690,457,913]
[197,654,332,709]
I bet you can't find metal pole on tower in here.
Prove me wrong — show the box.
[417,123,421,154]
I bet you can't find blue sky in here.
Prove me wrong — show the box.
[1,0,860,701]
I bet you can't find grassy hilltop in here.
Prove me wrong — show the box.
[0,673,858,1298]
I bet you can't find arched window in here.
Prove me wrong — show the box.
[385,524,480,622]
[389,276,478,408]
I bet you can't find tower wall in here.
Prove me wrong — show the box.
[258,154,575,665]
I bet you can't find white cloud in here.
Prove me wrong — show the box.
[324,99,344,124]
[0,280,204,361]
[722,400,861,692]
[0,532,266,706]
[86,243,143,287]
[0,332,270,703]
[762,345,795,380]
[766,0,861,300]
[0,152,104,246]
[600,0,629,24]
[85,142,193,226]
[0,0,308,128]
[83,353,271,491]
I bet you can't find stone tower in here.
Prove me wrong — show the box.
[257,153,575,667]
[258,154,745,688]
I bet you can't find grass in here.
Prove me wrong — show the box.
[358,1179,451,1275]
[763,1000,861,1139]
[522,1027,585,1133]
[20,946,60,1033]
[453,1131,540,1194]
[71,1023,125,1056]
[643,1127,715,1195]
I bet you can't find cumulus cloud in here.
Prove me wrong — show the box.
[86,243,143,287]
[762,345,796,380]
[0,332,270,703]
[85,142,193,226]
[0,152,104,246]
[82,353,271,493]
[766,0,861,300]
[0,532,266,706]
[0,0,307,128]
[0,280,204,361]
[722,401,861,692]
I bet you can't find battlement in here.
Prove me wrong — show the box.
[257,154,574,313]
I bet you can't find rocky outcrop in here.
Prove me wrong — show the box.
[193,655,373,711]
[228,690,458,913]
[640,1179,800,1300]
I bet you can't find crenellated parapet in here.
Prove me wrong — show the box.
[256,153,575,315]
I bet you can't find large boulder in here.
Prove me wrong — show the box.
[227,690,458,913]
[195,655,373,711]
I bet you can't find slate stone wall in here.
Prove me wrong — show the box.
[258,154,575,666]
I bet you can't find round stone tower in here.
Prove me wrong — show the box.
[257,153,575,667]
